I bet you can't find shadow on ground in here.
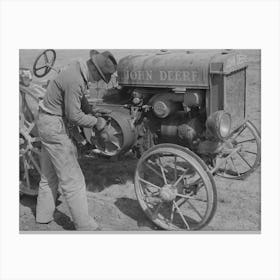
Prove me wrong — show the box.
[20,194,75,230]
[80,155,137,193]
[114,197,159,230]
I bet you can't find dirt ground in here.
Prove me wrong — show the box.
[19,49,261,231]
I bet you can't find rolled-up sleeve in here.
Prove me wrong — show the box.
[64,83,97,128]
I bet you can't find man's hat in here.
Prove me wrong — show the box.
[90,50,117,83]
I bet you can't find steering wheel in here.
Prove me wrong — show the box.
[33,49,56,78]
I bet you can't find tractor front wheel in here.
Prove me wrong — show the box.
[135,143,217,230]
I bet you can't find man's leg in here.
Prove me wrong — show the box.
[36,145,59,223]
[44,135,99,230]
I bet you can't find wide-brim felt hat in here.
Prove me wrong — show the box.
[90,50,117,83]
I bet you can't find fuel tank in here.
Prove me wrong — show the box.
[117,50,248,89]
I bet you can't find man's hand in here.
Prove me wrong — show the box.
[95,117,107,131]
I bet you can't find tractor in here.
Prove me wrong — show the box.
[19,49,261,230]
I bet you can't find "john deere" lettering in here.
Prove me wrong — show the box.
[122,70,200,82]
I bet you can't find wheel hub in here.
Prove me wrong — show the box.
[99,130,110,142]
[221,140,235,155]
[159,184,177,202]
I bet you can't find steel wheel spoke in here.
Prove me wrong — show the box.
[177,197,189,208]
[143,187,159,199]
[26,123,35,134]
[170,203,175,222]
[236,138,256,144]
[153,156,168,180]
[23,158,31,189]
[185,200,203,220]
[28,153,42,176]
[173,169,189,188]
[176,193,207,203]
[230,123,245,135]
[237,152,252,169]
[244,150,257,155]
[138,177,161,190]
[143,184,159,196]
[223,159,228,175]
[145,161,163,179]
[173,201,190,230]
[30,137,41,143]
[174,156,177,182]
[157,158,167,185]
[31,147,41,155]
[230,157,240,176]
[232,125,246,140]
[211,147,241,174]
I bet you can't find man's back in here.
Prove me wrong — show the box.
[41,61,96,128]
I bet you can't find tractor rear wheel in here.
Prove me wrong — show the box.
[19,114,41,196]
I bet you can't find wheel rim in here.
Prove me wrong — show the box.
[214,120,261,179]
[135,144,217,230]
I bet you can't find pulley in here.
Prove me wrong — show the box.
[83,110,137,157]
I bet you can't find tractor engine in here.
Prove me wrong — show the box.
[147,90,204,146]
[86,50,248,158]
[84,88,207,157]
[128,88,207,154]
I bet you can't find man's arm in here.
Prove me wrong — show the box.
[80,93,93,114]
[64,83,97,128]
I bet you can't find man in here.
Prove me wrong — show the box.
[36,50,117,230]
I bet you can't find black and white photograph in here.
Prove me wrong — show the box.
[1,0,280,280]
[19,49,261,232]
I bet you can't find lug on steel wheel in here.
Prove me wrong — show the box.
[213,120,261,180]
[19,114,41,196]
[135,143,217,230]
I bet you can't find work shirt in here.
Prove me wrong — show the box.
[41,60,97,128]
